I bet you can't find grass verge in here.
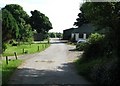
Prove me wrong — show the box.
[75,57,119,86]
[1,59,22,84]
[75,58,102,82]
[2,43,50,56]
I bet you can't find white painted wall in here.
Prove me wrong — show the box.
[75,33,79,41]
[71,33,87,42]
[71,33,74,39]
[83,33,86,39]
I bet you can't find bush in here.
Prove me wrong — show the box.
[90,58,119,86]
[83,33,105,60]
[75,57,119,86]
[75,34,119,86]
[76,42,87,51]
[88,33,104,44]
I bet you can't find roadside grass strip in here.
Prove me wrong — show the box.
[3,43,50,56]
[1,60,22,84]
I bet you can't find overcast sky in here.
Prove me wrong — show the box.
[0,0,83,33]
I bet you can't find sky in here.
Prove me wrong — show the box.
[0,0,83,33]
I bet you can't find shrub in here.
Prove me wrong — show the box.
[76,42,87,51]
[90,57,119,86]
[83,33,105,60]
[88,33,104,44]
[75,57,119,86]
[75,34,119,86]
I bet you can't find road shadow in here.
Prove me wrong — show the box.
[50,42,67,44]
[4,62,92,85]
[69,49,78,51]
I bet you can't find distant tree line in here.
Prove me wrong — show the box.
[48,32,63,38]
[1,4,53,51]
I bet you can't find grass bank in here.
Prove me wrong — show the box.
[75,57,119,86]
[2,43,50,56]
[1,60,23,84]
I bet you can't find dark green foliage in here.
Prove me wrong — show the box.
[74,12,89,27]
[76,42,87,51]
[88,33,104,44]
[3,4,33,42]
[81,2,120,57]
[2,9,19,42]
[49,32,56,38]
[56,32,62,38]
[49,32,62,38]
[3,4,29,24]
[75,57,119,86]
[75,2,120,86]
[30,10,52,34]
[77,33,105,59]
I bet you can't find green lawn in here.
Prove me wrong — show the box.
[1,60,23,84]
[1,43,50,84]
[2,43,50,56]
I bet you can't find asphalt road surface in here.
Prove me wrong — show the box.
[8,38,91,85]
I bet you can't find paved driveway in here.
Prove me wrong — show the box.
[8,38,91,85]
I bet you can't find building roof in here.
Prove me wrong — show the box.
[63,28,76,31]
[72,24,96,34]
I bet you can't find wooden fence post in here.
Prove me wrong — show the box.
[38,46,39,51]
[14,52,18,60]
[23,48,24,53]
[6,56,8,64]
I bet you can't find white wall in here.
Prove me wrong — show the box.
[71,33,86,42]
[75,33,79,41]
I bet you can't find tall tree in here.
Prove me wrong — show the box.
[30,10,52,35]
[3,4,29,24]
[2,9,19,42]
[3,4,33,42]
[81,2,120,56]
[74,12,89,27]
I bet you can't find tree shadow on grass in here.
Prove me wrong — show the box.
[3,62,92,86]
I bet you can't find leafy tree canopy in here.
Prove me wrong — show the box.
[30,10,53,33]
[2,4,33,42]
[2,9,19,42]
[81,2,120,30]
[80,2,120,57]
[3,4,29,23]
[74,12,89,27]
